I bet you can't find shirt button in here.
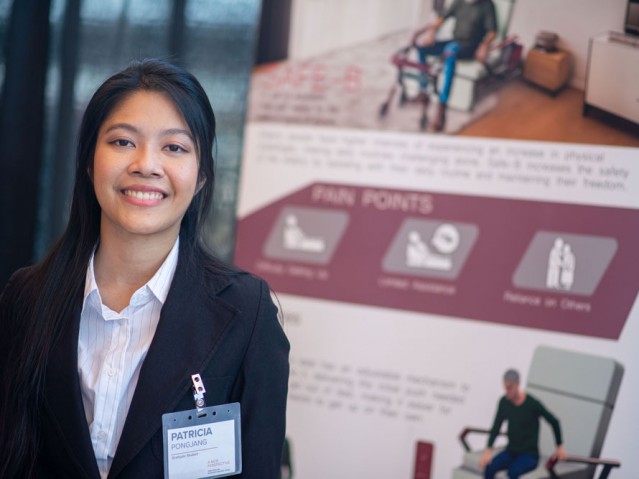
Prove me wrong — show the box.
[97,430,108,440]
[106,368,117,377]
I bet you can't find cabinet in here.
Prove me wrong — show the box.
[584,32,639,125]
[524,48,571,93]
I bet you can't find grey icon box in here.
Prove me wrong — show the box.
[512,231,617,296]
[263,206,350,265]
[382,219,479,280]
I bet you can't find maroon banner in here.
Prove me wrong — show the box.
[236,183,639,339]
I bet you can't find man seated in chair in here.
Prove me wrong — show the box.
[412,0,497,131]
[479,369,568,478]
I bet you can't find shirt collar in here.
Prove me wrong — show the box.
[82,237,180,311]
[146,237,180,304]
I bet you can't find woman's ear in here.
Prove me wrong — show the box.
[87,167,94,183]
[196,176,206,194]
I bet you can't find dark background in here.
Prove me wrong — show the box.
[0,0,296,286]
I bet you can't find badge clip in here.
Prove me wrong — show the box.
[191,373,207,417]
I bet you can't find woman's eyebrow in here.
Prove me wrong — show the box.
[103,122,139,134]
[161,128,194,141]
[103,123,193,141]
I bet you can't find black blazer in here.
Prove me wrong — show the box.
[0,247,290,478]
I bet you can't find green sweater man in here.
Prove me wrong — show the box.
[480,369,568,478]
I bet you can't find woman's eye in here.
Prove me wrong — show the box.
[165,144,186,153]
[112,139,133,147]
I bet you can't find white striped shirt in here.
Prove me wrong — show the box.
[78,238,179,478]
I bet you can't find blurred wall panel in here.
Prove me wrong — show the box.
[0,0,51,286]
[0,0,262,284]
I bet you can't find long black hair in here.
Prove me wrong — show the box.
[0,59,224,477]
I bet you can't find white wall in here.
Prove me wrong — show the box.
[288,0,426,60]
[510,0,627,89]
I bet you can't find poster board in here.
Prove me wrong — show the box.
[236,1,639,477]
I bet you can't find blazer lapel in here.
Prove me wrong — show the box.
[108,251,237,477]
[44,295,102,478]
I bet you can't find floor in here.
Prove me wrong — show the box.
[459,79,639,148]
[248,31,500,135]
[249,30,639,148]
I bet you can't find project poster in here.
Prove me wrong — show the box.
[235,1,639,478]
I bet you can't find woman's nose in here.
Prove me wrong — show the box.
[128,145,163,177]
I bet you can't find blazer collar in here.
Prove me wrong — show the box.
[109,246,237,477]
[45,292,102,478]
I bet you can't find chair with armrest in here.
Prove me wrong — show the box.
[429,0,520,112]
[451,345,624,479]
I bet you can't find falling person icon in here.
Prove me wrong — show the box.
[283,214,326,253]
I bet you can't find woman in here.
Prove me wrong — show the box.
[0,59,289,478]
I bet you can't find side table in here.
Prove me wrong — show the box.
[523,48,571,94]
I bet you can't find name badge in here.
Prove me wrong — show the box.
[162,374,241,478]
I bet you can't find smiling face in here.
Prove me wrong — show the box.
[92,90,201,244]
